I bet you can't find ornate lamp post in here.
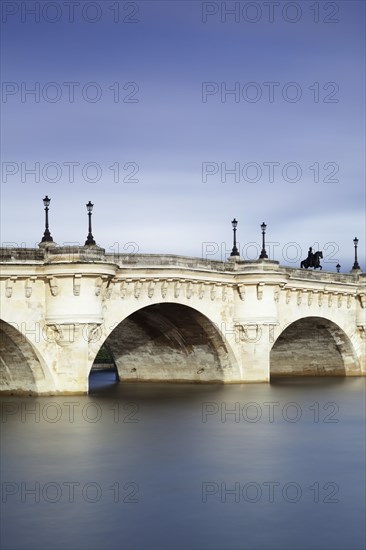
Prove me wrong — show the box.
[85,201,96,246]
[352,237,360,270]
[336,263,341,273]
[41,195,54,244]
[259,222,268,259]
[230,218,239,257]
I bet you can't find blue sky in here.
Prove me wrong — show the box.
[1,0,365,270]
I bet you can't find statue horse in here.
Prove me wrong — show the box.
[300,251,323,270]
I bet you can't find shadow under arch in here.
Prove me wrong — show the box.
[89,303,240,384]
[0,319,54,395]
[270,316,361,378]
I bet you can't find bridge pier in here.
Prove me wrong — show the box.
[229,327,270,382]
[41,323,93,394]
[231,275,279,382]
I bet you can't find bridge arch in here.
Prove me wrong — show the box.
[0,319,56,394]
[89,302,241,383]
[270,316,361,377]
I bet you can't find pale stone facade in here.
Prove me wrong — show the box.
[0,247,365,395]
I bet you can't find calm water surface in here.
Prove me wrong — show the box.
[1,374,365,550]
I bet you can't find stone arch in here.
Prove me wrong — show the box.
[0,319,55,394]
[89,303,240,383]
[270,316,361,377]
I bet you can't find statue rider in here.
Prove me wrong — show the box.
[308,247,314,268]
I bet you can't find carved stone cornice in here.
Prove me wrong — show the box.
[25,276,36,298]
[257,283,264,301]
[161,281,168,298]
[73,274,82,296]
[5,277,17,298]
[238,285,246,301]
[47,276,59,296]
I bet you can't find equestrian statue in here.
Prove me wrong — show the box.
[300,247,323,270]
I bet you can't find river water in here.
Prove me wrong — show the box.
[1,373,365,550]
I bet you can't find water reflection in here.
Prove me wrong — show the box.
[1,373,365,550]
[89,369,119,393]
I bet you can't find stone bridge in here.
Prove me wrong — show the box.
[0,246,365,395]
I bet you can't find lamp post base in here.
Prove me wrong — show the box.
[39,240,57,249]
[228,255,241,262]
[85,235,96,246]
